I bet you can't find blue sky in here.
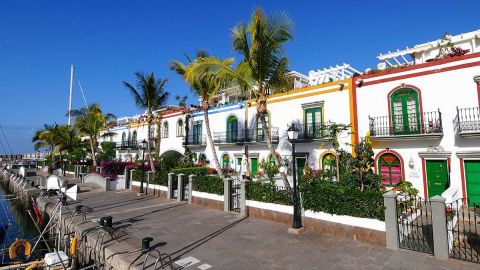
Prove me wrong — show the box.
[1,0,479,153]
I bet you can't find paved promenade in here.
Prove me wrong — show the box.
[61,181,479,270]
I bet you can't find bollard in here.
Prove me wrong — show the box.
[383,192,399,250]
[430,196,449,260]
[177,174,185,202]
[240,179,246,216]
[224,178,232,212]
[167,173,175,200]
[142,237,154,251]
[188,174,196,204]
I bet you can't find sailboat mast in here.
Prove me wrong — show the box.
[68,65,74,126]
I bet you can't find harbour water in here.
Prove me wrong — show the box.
[0,182,38,264]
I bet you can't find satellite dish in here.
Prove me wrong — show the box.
[46,175,65,190]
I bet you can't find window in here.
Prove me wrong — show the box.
[148,129,154,140]
[226,115,238,143]
[222,153,230,169]
[257,113,270,141]
[390,88,420,135]
[304,107,322,138]
[121,132,126,146]
[321,153,336,180]
[193,123,203,144]
[163,121,169,138]
[378,153,402,186]
[132,130,137,142]
[177,119,184,137]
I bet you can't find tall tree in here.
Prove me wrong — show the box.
[122,72,169,171]
[182,8,294,191]
[170,51,231,179]
[70,103,115,167]
[55,124,83,156]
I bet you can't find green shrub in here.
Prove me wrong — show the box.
[171,167,208,177]
[300,181,384,221]
[66,164,75,172]
[193,176,223,195]
[153,170,168,186]
[246,182,292,206]
[131,169,143,181]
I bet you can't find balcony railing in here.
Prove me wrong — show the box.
[214,130,244,144]
[295,122,334,141]
[183,134,207,146]
[116,140,138,149]
[245,127,279,143]
[455,107,480,135]
[369,110,443,138]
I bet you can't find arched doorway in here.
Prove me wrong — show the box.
[321,153,337,181]
[390,87,421,135]
[226,115,238,143]
[378,152,402,186]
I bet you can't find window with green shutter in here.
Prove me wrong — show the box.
[304,107,322,139]
[390,88,420,135]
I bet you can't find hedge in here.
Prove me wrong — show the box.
[193,175,223,195]
[300,181,385,221]
[246,182,292,206]
[171,167,208,177]
[65,164,75,172]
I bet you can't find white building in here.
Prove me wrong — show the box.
[355,30,480,204]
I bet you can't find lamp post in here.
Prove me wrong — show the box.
[62,158,67,177]
[287,123,302,229]
[140,139,148,194]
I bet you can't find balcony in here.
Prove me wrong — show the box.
[245,127,280,143]
[214,130,244,144]
[183,134,207,146]
[293,122,334,142]
[116,141,138,149]
[455,107,480,137]
[369,110,443,141]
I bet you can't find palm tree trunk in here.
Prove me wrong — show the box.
[259,107,293,194]
[147,123,155,171]
[90,139,97,167]
[204,108,224,179]
[155,117,162,160]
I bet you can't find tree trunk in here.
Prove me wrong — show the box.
[146,123,155,172]
[155,117,162,160]
[90,138,97,167]
[258,102,293,194]
[204,107,224,179]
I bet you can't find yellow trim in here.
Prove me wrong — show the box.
[247,79,350,106]
[347,78,357,155]
[318,150,337,169]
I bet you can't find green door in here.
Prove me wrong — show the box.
[226,116,238,143]
[391,88,420,135]
[250,158,258,176]
[465,160,480,207]
[296,158,306,179]
[304,107,322,138]
[426,160,449,198]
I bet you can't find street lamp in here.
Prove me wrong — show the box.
[287,123,302,229]
[62,158,67,177]
[140,139,148,194]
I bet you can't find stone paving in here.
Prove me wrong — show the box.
[58,181,480,270]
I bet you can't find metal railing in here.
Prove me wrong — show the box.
[183,135,207,146]
[294,122,334,140]
[369,110,443,137]
[115,140,138,149]
[214,130,244,144]
[245,127,279,143]
[455,107,480,134]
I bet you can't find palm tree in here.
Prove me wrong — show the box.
[175,95,188,107]
[181,8,294,190]
[170,51,233,179]
[122,72,169,171]
[70,103,115,167]
[55,124,83,157]
[32,124,59,160]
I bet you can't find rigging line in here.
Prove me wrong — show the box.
[0,135,7,155]
[0,126,13,154]
[77,80,88,107]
